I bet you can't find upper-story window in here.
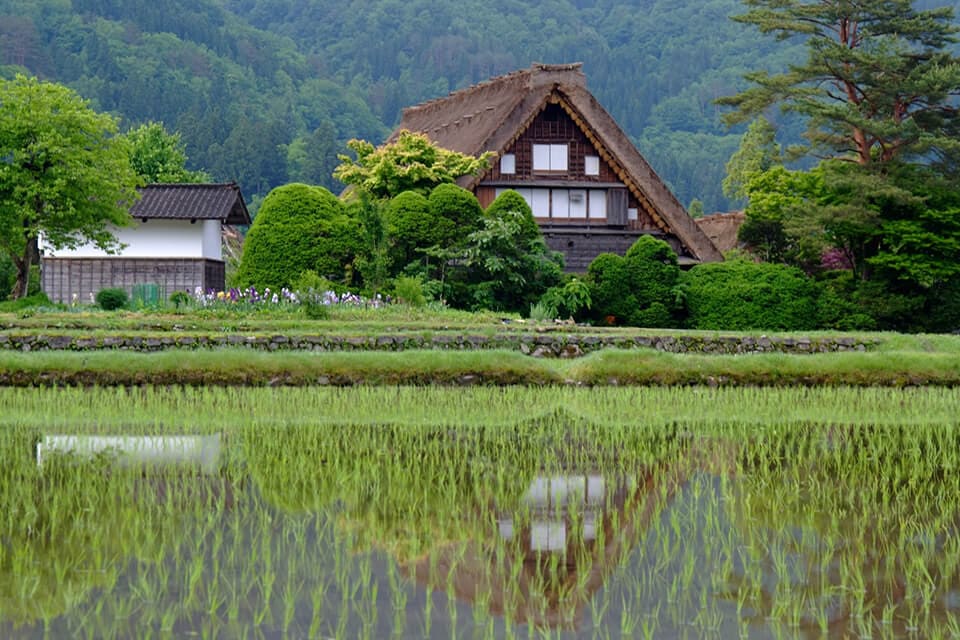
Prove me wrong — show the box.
[533,144,568,172]
[584,155,600,176]
[500,153,516,175]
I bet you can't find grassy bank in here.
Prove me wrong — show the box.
[1,347,960,386]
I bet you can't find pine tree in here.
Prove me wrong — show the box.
[718,0,960,170]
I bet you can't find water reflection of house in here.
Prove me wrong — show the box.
[401,466,678,630]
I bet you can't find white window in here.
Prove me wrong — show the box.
[552,190,570,218]
[568,190,587,218]
[530,189,550,217]
[532,143,568,172]
[589,190,607,219]
[500,153,516,175]
[628,207,638,221]
[584,155,600,176]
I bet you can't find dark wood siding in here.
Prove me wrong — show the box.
[486,103,621,183]
[607,189,629,226]
[41,258,226,304]
[543,230,685,272]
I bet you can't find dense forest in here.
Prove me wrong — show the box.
[0,0,957,211]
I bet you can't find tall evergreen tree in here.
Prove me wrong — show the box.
[718,0,960,170]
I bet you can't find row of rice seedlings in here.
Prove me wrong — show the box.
[1,385,958,434]
[2,387,959,637]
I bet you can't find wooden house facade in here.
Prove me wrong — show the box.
[41,183,250,304]
[392,63,722,270]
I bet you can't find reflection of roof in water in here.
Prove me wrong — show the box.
[400,463,688,630]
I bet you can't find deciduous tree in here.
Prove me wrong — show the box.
[0,75,139,298]
[333,130,493,200]
[124,121,210,183]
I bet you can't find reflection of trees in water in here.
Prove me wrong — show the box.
[727,423,960,636]
[0,433,235,628]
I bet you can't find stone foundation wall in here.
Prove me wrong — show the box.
[0,332,875,356]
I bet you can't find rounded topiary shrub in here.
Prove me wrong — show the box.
[428,183,483,238]
[485,189,540,240]
[383,190,441,272]
[235,184,361,291]
[95,287,128,310]
[682,258,819,330]
[586,236,681,327]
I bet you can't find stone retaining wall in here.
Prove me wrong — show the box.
[0,332,875,356]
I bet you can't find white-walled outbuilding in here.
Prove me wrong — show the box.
[41,183,250,304]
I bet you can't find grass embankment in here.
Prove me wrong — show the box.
[1,347,959,386]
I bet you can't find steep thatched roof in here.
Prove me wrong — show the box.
[131,183,251,225]
[695,211,745,255]
[392,63,722,263]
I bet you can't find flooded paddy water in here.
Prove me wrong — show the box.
[1,386,959,639]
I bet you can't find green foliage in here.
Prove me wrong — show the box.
[719,0,960,168]
[0,252,14,299]
[538,277,592,320]
[124,121,210,183]
[349,196,391,297]
[428,183,484,237]
[722,116,780,202]
[334,131,493,200]
[0,74,139,298]
[455,190,563,314]
[235,184,361,291]
[169,290,191,310]
[293,270,334,320]
[383,191,443,272]
[687,199,705,219]
[95,288,129,311]
[393,275,427,308]
[682,258,820,331]
[483,190,540,240]
[586,236,681,327]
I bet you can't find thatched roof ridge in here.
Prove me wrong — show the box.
[392,64,722,263]
[695,211,745,255]
[131,183,251,225]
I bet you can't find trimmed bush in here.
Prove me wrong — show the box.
[484,189,540,240]
[682,258,819,330]
[95,287,128,311]
[428,183,483,238]
[236,184,361,291]
[383,191,443,273]
[586,236,681,327]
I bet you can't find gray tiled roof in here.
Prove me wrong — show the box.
[130,183,251,225]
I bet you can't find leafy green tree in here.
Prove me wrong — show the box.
[124,121,210,183]
[428,183,484,238]
[383,191,446,274]
[285,122,341,191]
[718,0,960,169]
[722,116,780,201]
[456,189,563,313]
[0,74,139,298]
[333,130,494,199]
[235,183,361,291]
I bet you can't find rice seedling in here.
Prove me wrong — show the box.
[1,385,959,637]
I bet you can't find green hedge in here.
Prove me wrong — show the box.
[586,236,681,327]
[682,258,819,331]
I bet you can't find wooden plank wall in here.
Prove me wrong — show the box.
[42,258,226,304]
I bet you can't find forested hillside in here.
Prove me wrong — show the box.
[1,0,957,211]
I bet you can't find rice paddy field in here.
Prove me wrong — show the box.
[2,385,960,639]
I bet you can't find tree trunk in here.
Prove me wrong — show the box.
[11,235,39,299]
